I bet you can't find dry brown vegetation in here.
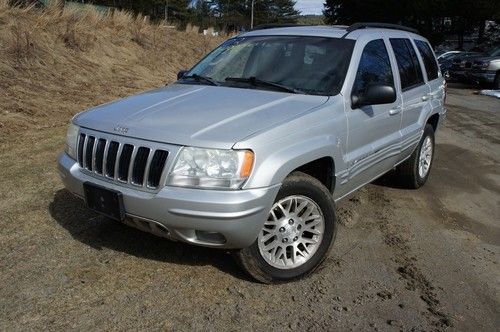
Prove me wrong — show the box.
[0,0,224,140]
[0,6,224,305]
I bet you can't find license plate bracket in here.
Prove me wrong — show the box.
[83,182,125,221]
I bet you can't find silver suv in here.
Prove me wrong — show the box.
[59,23,446,283]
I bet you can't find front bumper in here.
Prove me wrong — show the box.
[467,70,496,84]
[58,153,280,249]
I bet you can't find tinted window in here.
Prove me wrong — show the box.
[390,38,424,90]
[352,39,394,98]
[486,47,500,57]
[186,36,355,96]
[415,40,439,80]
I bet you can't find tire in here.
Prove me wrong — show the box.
[394,124,435,189]
[235,172,337,283]
[493,72,500,90]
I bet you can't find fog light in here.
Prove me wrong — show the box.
[195,230,226,244]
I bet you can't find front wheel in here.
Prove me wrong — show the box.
[235,172,336,283]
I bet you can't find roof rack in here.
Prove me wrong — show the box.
[252,24,307,31]
[342,22,419,37]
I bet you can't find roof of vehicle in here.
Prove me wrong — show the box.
[241,23,424,40]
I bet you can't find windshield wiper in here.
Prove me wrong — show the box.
[225,77,301,94]
[181,74,220,86]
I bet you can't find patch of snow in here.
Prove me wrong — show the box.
[479,90,500,99]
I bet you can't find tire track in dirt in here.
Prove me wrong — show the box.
[362,187,453,329]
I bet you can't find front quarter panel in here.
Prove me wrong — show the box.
[234,97,348,190]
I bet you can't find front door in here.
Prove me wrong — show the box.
[343,38,402,194]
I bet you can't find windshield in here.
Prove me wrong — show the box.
[181,36,355,96]
[439,53,458,61]
[486,46,500,57]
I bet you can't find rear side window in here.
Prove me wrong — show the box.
[390,38,424,90]
[352,39,394,97]
[414,40,439,80]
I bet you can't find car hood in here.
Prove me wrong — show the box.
[453,53,481,62]
[74,84,329,149]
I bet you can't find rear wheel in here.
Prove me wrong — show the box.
[393,124,435,189]
[235,172,336,283]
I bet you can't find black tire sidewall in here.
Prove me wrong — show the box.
[494,73,500,90]
[246,173,336,281]
[414,124,435,186]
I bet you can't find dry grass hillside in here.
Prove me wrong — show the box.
[0,0,224,140]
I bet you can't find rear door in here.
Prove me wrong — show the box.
[413,39,446,122]
[388,38,431,161]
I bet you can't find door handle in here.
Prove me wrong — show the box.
[389,107,401,115]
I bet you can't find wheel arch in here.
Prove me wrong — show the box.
[292,157,335,193]
[427,113,440,132]
[242,135,342,191]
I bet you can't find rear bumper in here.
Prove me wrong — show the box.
[58,153,280,249]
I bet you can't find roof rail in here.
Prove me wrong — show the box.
[342,22,419,37]
[252,24,307,31]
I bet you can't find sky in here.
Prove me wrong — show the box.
[295,0,324,15]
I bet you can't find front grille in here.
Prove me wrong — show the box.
[77,134,169,189]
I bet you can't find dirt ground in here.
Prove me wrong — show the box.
[0,85,499,331]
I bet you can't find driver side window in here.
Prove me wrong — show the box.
[352,39,394,97]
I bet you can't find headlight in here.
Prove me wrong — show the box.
[65,123,79,160]
[167,147,254,190]
[481,61,490,69]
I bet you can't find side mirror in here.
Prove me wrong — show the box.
[177,70,188,80]
[352,84,396,109]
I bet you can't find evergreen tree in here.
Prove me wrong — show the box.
[322,0,500,46]
[90,0,299,30]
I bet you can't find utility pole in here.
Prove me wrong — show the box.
[165,0,169,22]
[251,0,255,29]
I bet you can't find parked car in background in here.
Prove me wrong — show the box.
[466,46,500,88]
[436,50,461,61]
[437,51,465,80]
[448,51,482,81]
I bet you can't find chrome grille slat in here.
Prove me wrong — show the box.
[131,147,150,186]
[82,135,89,169]
[91,137,98,173]
[94,138,106,175]
[102,139,110,176]
[127,146,138,184]
[105,141,119,178]
[84,136,95,171]
[77,132,169,190]
[114,143,124,181]
[118,144,134,182]
[142,149,154,188]
[147,150,169,188]
[77,134,85,167]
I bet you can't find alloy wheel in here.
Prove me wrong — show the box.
[258,195,324,269]
[418,136,433,178]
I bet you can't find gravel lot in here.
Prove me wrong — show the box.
[1,86,499,331]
